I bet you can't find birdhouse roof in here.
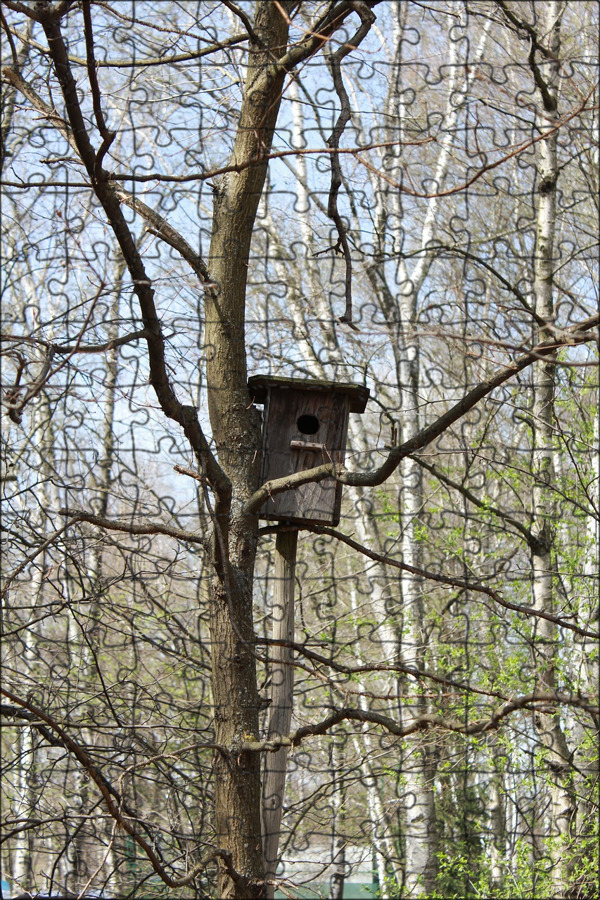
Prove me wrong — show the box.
[248,374,370,413]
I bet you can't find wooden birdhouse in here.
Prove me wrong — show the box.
[248,375,369,526]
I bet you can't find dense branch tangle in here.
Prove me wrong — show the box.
[1,3,598,900]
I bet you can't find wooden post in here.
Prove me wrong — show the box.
[263,529,297,898]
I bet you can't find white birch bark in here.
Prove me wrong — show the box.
[529,4,575,895]
[10,395,56,893]
[278,11,495,891]
[346,578,404,893]
[11,623,38,892]
[67,283,121,895]
[328,729,347,900]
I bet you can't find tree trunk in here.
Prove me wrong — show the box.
[263,530,297,898]
[11,668,36,892]
[204,6,290,896]
[529,4,575,895]
[329,731,347,900]
[11,397,56,892]
[69,281,122,894]
[347,576,404,892]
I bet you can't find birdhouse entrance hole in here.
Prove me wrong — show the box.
[248,374,369,526]
[297,414,319,435]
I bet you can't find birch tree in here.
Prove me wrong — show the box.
[1,3,597,899]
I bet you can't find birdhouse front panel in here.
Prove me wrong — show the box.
[260,387,350,525]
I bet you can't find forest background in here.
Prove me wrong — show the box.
[1,1,598,899]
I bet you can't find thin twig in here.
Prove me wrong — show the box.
[324,1,376,327]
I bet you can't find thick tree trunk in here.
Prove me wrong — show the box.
[204,6,290,896]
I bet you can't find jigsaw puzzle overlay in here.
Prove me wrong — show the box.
[1,2,598,899]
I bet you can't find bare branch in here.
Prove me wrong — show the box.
[57,508,208,547]
[353,85,597,199]
[290,692,598,746]
[0,686,225,889]
[244,314,600,508]
[276,1,382,73]
[222,0,262,46]
[494,0,557,62]
[81,1,116,174]
[255,633,511,701]
[304,525,599,640]
[324,1,376,326]
[399,242,546,328]
[0,136,435,189]
[3,280,105,423]
[0,11,33,172]
[2,36,229,500]
[113,187,213,285]
[1,522,72,599]
[174,464,210,484]
[2,19,250,67]
[410,454,537,548]
[1,327,150,355]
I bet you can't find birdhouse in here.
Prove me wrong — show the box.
[248,375,369,526]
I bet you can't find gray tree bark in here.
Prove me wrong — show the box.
[529,4,575,895]
[203,6,290,894]
[262,530,297,899]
